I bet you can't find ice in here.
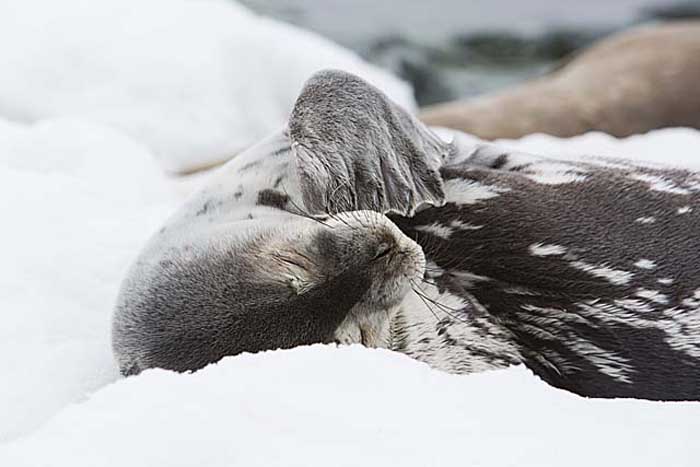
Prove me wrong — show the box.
[0,0,415,174]
[1,346,698,466]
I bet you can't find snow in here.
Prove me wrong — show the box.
[0,1,699,456]
[1,119,699,464]
[1,346,699,467]
[499,128,700,171]
[0,0,415,174]
[0,117,194,442]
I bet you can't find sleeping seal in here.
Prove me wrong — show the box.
[111,70,446,375]
[113,70,700,400]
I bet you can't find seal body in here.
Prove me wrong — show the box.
[113,70,700,400]
[390,145,700,400]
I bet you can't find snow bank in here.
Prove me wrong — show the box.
[1,346,698,467]
[0,118,196,441]
[1,124,699,462]
[0,0,415,174]
[498,128,700,170]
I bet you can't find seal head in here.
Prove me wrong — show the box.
[113,211,425,375]
[112,70,448,376]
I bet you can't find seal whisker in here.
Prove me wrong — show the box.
[409,281,441,323]
[410,280,471,325]
[279,182,332,228]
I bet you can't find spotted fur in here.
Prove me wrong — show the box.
[113,70,700,401]
[389,146,700,400]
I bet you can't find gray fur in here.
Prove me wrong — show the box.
[113,70,700,401]
[112,71,437,375]
[290,70,448,216]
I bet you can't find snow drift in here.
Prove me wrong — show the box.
[1,345,698,467]
[0,117,191,442]
[0,0,415,174]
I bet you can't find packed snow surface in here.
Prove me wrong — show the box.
[0,0,415,174]
[2,346,699,467]
[1,117,699,465]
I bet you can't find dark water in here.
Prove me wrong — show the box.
[240,0,700,105]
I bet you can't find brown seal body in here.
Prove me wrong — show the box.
[420,22,700,139]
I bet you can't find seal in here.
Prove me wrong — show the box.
[420,22,700,139]
[113,70,700,401]
[111,70,447,376]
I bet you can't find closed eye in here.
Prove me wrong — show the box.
[273,253,307,270]
[372,242,393,261]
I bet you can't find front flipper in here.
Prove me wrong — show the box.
[289,70,449,216]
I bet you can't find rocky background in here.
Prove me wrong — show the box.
[240,0,700,106]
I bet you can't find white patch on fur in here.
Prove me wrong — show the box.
[634,259,656,270]
[449,270,492,288]
[443,178,509,205]
[635,216,656,224]
[423,260,445,280]
[658,278,674,285]
[612,298,656,315]
[503,287,540,296]
[662,305,700,359]
[635,288,669,305]
[520,304,589,325]
[449,219,483,231]
[677,206,693,214]
[519,304,634,383]
[630,173,691,195]
[414,222,453,240]
[514,161,589,185]
[392,283,521,374]
[581,293,700,360]
[567,340,635,383]
[582,157,634,170]
[529,243,566,257]
[681,290,700,309]
[570,260,633,286]
[525,171,587,185]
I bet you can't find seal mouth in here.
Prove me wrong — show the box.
[328,210,426,350]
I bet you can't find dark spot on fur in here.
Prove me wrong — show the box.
[247,213,254,219]
[257,189,289,210]
[509,163,532,172]
[491,154,509,169]
[271,145,291,157]
[240,160,262,171]
[195,199,223,216]
[273,175,285,189]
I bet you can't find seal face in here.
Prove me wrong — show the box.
[113,71,448,376]
[113,70,700,401]
[113,209,425,375]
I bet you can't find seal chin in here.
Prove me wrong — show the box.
[330,210,426,349]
